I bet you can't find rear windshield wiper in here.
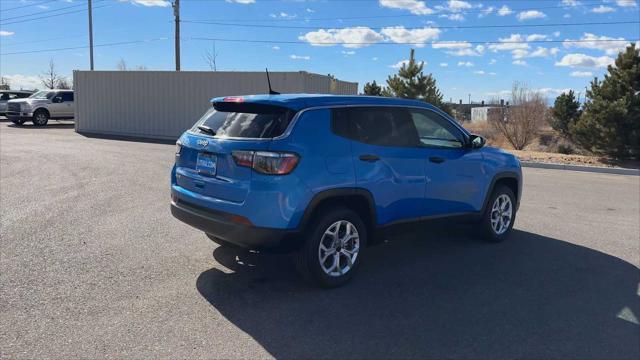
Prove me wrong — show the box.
[197,125,216,136]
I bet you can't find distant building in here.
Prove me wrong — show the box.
[471,107,504,124]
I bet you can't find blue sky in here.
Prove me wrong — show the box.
[0,0,638,102]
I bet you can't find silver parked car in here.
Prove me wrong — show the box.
[0,90,34,117]
[6,89,74,126]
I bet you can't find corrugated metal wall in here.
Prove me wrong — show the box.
[74,71,358,140]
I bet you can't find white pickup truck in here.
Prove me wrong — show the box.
[6,89,74,126]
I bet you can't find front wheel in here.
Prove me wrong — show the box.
[295,208,366,288]
[480,185,517,242]
[11,118,26,125]
[32,110,49,126]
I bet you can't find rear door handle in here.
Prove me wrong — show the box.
[429,156,445,164]
[359,154,380,162]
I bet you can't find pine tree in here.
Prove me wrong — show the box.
[363,80,383,96]
[550,90,581,137]
[570,44,639,159]
[385,49,450,113]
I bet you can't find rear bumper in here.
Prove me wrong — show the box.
[171,199,298,250]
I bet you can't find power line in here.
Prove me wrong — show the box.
[183,1,610,22]
[188,36,639,46]
[182,20,639,31]
[0,0,57,12]
[0,37,169,56]
[0,4,111,25]
[1,1,102,22]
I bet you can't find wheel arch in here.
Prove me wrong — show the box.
[297,188,377,245]
[481,171,520,214]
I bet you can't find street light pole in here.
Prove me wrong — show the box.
[173,0,181,71]
[88,0,94,70]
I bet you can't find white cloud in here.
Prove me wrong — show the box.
[0,30,15,36]
[37,5,49,9]
[457,61,474,67]
[432,41,470,49]
[489,59,497,64]
[1,74,41,90]
[478,6,494,17]
[270,12,297,19]
[561,0,580,6]
[372,57,379,61]
[563,13,571,18]
[517,10,546,20]
[591,5,616,13]
[553,31,561,37]
[512,60,527,66]
[446,0,473,10]
[440,62,448,67]
[306,8,315,13]
[390,60,412,68]
[526,34,548,41]
[511,49,529,59]
[380,26,440,47]
[474,70,485,75]
[537,88,574,97]
[225,0,256,4]
[555,53,614,68]
[439,13,465,21]
[290,54,311,60]
[447,45,485,56]
[298,27,384,48]
[342,50,356,55]
[528,47,558,58]
[498,5,513,16]
[379,0,434,15]
[563,33,630,55]
[616,0,637,7]
[570,71,594,77]
[272,46,280,50]
[488,34,530,51]
[129,0,170,6]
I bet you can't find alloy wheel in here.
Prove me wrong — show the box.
[318,220,360,277]
[490,194,513,235]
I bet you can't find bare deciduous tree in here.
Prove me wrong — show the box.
[40,59,61,89]
[116,58,128,71]
[0,76,10,90]
[56,78,72,89]
[116,59,147,71]
[203,42,219,71]
[489,82,547,150]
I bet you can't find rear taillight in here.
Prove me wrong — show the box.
[232,150,299,175]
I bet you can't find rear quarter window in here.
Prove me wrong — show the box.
[192,103,296,139]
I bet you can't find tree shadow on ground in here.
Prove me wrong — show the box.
[196,226,640,359]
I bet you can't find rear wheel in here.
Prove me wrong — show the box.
[32,109,49,126]
[480,185,516,242]
[296,208,366,288]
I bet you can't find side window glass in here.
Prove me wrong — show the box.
[332,107,419,147]
[61,92,74,102]
[411,110,464,148]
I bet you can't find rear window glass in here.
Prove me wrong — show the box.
[191,103,295,139]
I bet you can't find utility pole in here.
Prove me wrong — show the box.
[173,0,181,71]
[88,0,94,70]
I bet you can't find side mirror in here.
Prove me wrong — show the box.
[469,134,486,149]
[52,96,63,103]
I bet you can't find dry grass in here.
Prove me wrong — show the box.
[461,122,639,169]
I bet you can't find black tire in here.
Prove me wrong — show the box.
[295,207,367,288]
[10,118,26,125]
[32,109,49,126]
[205,233,241,249]
[480,185,517,242]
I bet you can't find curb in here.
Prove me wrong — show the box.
[521,161,640,176]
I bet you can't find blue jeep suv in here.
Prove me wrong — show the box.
[171,94,522,287]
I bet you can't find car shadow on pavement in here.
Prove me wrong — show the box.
[5,123,75,129]
[196,226,640,359]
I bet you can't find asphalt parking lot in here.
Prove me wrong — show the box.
[1,122,639,359]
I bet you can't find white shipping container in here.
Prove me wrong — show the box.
[74,70,358,140]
